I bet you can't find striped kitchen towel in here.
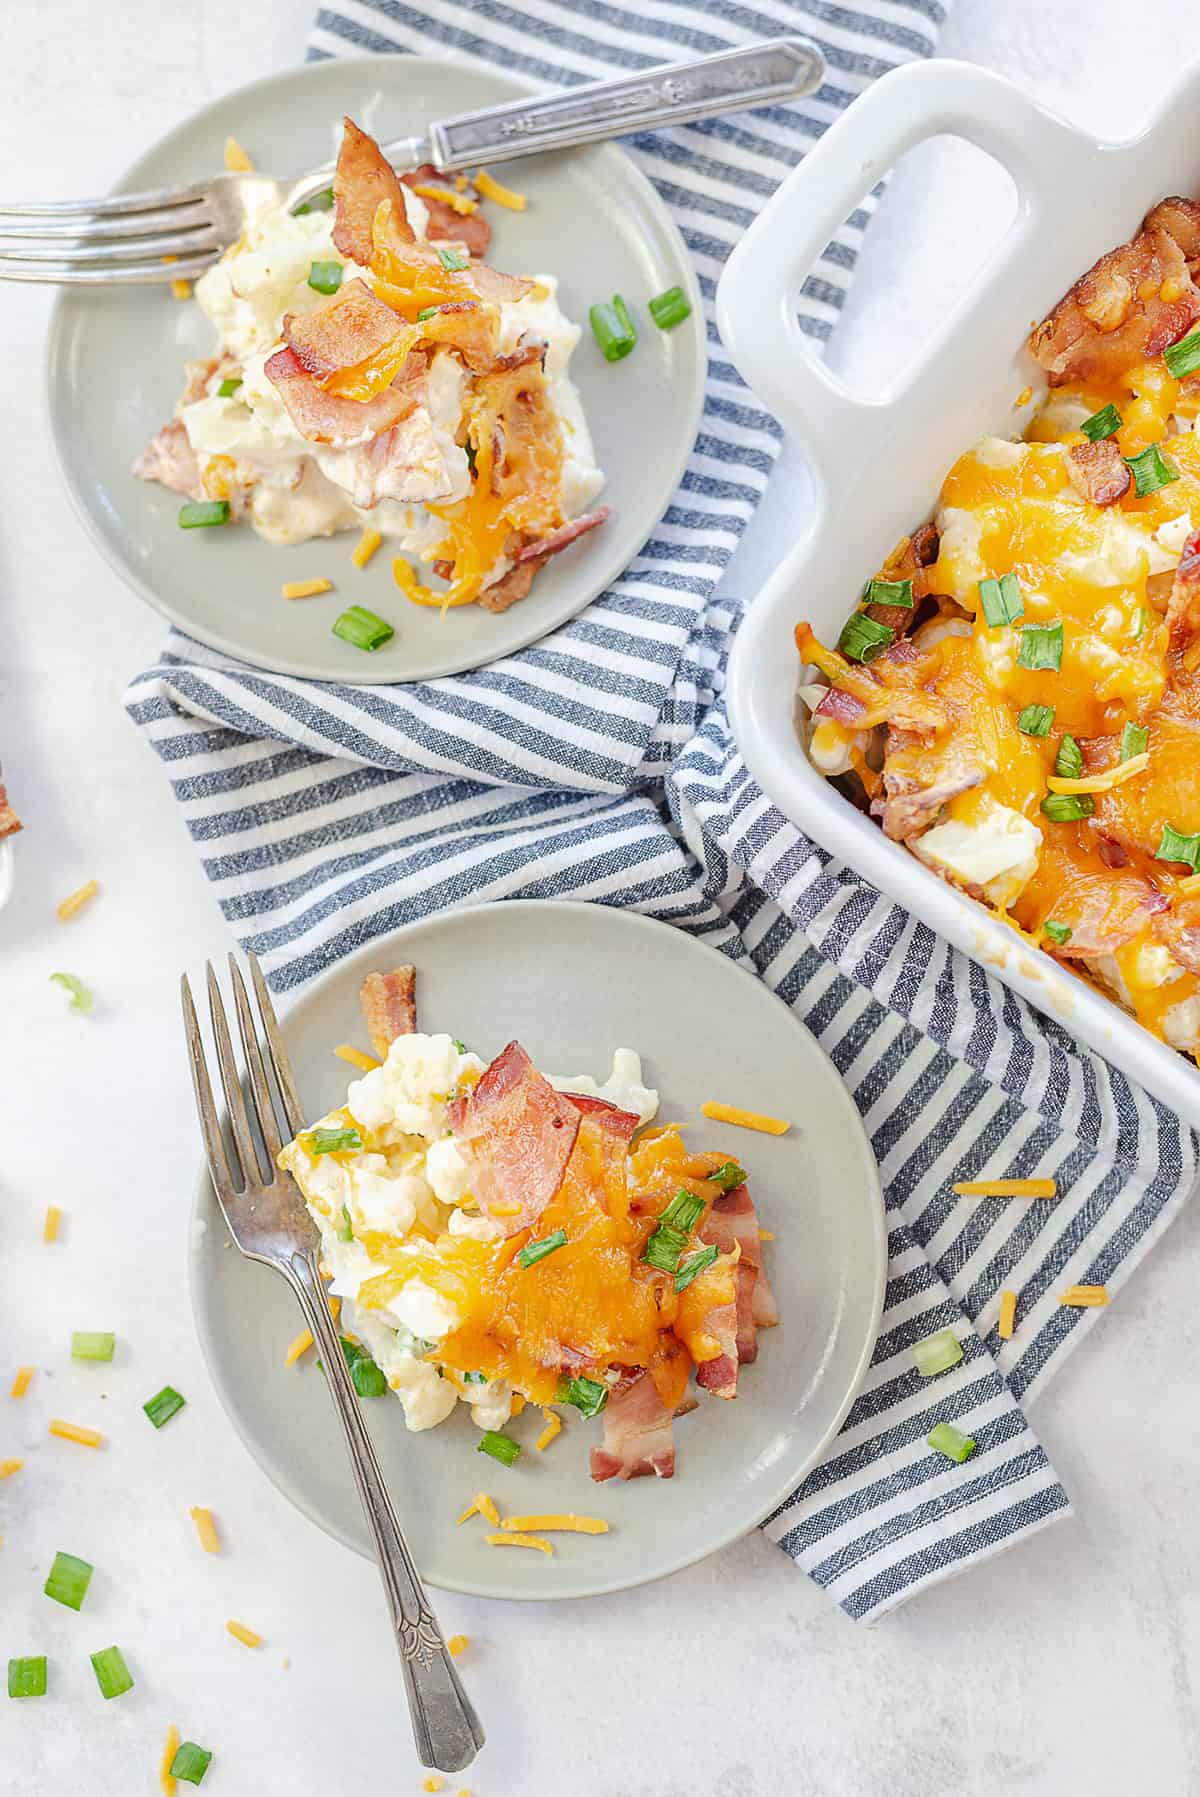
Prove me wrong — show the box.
[125,0,1199,1620]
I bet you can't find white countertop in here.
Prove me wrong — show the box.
[3,4,1200,1793]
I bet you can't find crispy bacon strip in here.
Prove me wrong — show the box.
[359,967,416,1057]
[866,521,940,632]
[0,774,20,840]
[401,164,492,259]
[1166,527,1200,650]
[813,685,868,727]
[590,1369,684,1482]
[263,345,426,444]
[877,757,985,843]
[1066,438,1131,507]
[448,1041,581,1237]
[333,117,414,264]
[693,1287,740,1400]
[1029,222,1200,387]
[698,1185,777,1365]
[477,561,537,614]
[515,507,610,564]
[132,419,204,501]
[180,354,240,406]
[1152,905,1200,975]
[345,410,453,508]
[1143,196,1200,267]
[282,279,405,381]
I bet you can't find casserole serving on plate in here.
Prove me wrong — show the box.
[717,57,1200,1125]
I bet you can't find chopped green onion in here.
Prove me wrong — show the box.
[462,1370,488,1385]
[308,1124,363,1155]
[170,1742,214,1786]
[648,285,692,329]
[1130,606,1146,641]
[1164,327,1200,379]
[911,1329,964,1378]
[50,971,92,1013]
[1156,822,1200,869]
[518,1228,567,1269]
[350,1353,387,1398]
[589,299,637,363]
[837,613,894,664]
[1017,621,1063,671]
[559,1376,608,1419]
[660,1188,705,1231]
[8,1657,47,1699]
[143,1385,186,1429]
[642,1222,688,1275]
[862,576,913,610]
[675,1244,720,1293]
[217,376,243,397]
[332,605,394,652]
[927,1421,976,1463]
[178,500,230,529]
[1017,704,1055,738]
[71,1332,115,1363]
[307,259,343,295]
[707,1160,748,1191]
[612,294,635,337]
[978,571,1024,628]
[293,186,334,215]
[1120,722,1149,760]
[1042,920,1073,946]
[90,1645,133,1701]
[338,1202,354,1243]
[1041,791,1095,822]
[1054,734,1083,780]
[1124,443,1178,496]
[453,1038,468,1054]
[44,1551,93,1611]
[436,245,470,273]
[415,305,439,321]
[477,1430,520,1467]
[1080,402,1122,441]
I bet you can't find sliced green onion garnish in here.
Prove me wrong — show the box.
[1017,704,1055,737]
[308,1124,363,1154]
[90,1645,133,1701]
[462,1370,488,1385]
[436,245,470,273]
[71,1332,115,1363]
[837,613,894,664]
[559,1375,609,1419]
[612,294,635,337]
[293,186,334,215]
[927,1421,976,1463]
[1041,791,1095,822]
[642,1222,688,1275]
[978,571,1024,628]
[338,1203,354,1243]
[1164,327,1200,379]
[1130,606,1146,640]
[1080,402,1122,441]
[862,576,913,610]
[332,605,394,652]
[911,1328,964,1377]
[170,1742,214,1786]
[660,1188,705,1231]
[675,1244,720,1293]
[477,1430,520,1466]
[415,305,438,321]
[143,1385,186,1429]
[1156,822,1200,869]
[50,971,92,1013]
[518,1228,567,1269]
[1120,721,1149,760]
[351,1353,387,1397]
[44,1551,93,1611]
[1017,620,1064,672]
[453,1039,468,1054]
[8,1656,47,1699]
[589,299,637,363]
[648,284,691,330]
[178,500,230,529]
[1054,733,1083,779]
[1042,920,1072,946]
[307,259,343,295]
[217,376,243,397]
[1124,443,1178,496]
[707,1160,748,1191]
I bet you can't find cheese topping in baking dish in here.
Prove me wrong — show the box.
[795,192,1200,1058]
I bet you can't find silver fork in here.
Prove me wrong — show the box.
[0,37,824,284]
[182,952,484,1776]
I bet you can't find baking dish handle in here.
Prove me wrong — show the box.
[715,59,1097,494]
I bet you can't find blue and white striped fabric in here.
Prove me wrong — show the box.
[125,0,1200,1621]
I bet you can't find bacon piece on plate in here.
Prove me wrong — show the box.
[476,560,538,614]
[401,165,492,259]
[264,345,427,445]
[515,508,611,564]
[179,353,240,407]
[132,419,205,501]
[359,967,416,1058]
[1029,223,1200,387]
[282,279,404,381]
[333,116,414,264]
[693,1298,740,1400]
[699,1184,778,1366]
[0,772,21,840]
[345,409,453,509]
[563,1092,640,1139]
[1066,438,1131,507]
[563,1094,640,1217]
[590,1369,685,1482]
[1143,196,1200,268]
[448,1041,581,1237]
[813,685,868,727]
[865,520,940,632]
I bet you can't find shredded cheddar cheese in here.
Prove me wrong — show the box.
[998,1289,1018,1340]
[11,1365,35,1399]
[226,1618,263,1648]
[49,1419,103,1448]
[1179,872,1200,895]
[281,578,333,600]
[284,1328,314,1367]
[423,1780,444,1794]
[1045,753,1150,795]
[489,1199,524,1217]
[335,1043,380,1072]
[57,879,99,921]
[476,1491,500,1526]
[43,1205,62,1243]
[1185,636,1200,674]
[456,1500,480,1525]
[0,1458,23,1478]
[160,1724,181,1796]
[223,135,254,172]
[171,278,192,301]
[952,1179,1058,1198]
[535,1408,561,1451]
[485,1531,553,1555]
[473,168,527,211]
[351,527,382,569]
[190,1506,220,1553]
[1060,1284,1109,1307]
[510,1393,525,1416]
[758,1228,775,1241]
[412,182,479,216]
[1014,385,1033,407]
[499,1513,608,1534]
[700,1101,790,1136]
[446,1635,469,1657]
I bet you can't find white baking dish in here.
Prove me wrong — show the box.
[717,56,1200,1125]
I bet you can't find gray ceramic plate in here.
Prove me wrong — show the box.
[189,901,886,1600]
[46,58,705,684]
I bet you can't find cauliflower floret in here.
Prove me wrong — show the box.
[913,800,1042,910]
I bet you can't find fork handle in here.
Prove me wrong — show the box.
[421,37,825,171]
[287,1253,484,1774]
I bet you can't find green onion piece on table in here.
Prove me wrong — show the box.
[8,1656,47,1699]
[332,606,395,652]
[217,376,243,397]
[307,260,343,295]
[707,1160,748,1191]
[293,186,334,214]
[862,576,913,610]
[1017,621,1063,671]
[518,1228,567,1269]
[1120,722,1149,760]
[559,1375,608,1418]
[143,1385,186,1429]
[50,971,92,1013]
[927,1421,976,1463]
[1124,443,1178,496]
[675,1244,720,1293]
[1041,791,1095,822]
[660,1188,705,1231]
[911,1328,964,1378]
[1017,704,1055,737]
[978,571,1024,628]
[436,245,470,272]
[1164,328,1200,379]
[178,500,230,529]
[1042,920,1073,946]
[308,1124,363,1154]
[1080,402,1122,441]
[477,1430,520,1467]
[589,299,637,363]
[1054,734,1084,779]
[71,1332,115,1363]
[170,1742,214,1786]
[648,285,692,329]
[837,613,894,664]
[90,1645,134,1701]
[44,1551,93,1611]
[1156,823,1200,869]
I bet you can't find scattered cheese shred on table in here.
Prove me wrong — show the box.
[335,1043,380,1072]
[758,1228,775,1241]
[476,1491,499,1526]
[223,135,254,172]
[412,182,479,216]
[226,1618,263,1649]
[700,1101,790,1136]
[456,1500,480,1525]
[473,168,527,210]
[998,1290,1018,1340]
[43,1205,62,1243]
[446,1635,468,1658]
[351,527,382,569]
[57,879,99,921]
[160,1724,181,1795]
[171,278,192,301]
[952,1179,1057,1199]
[281,578,333,600]
[190,1507,220,1553]
[49,1419,103,1448]
[423,1780,444,1794]
[1060,1284,1109,1307]
[486,1532,554,1555]
[11,1365,35,1399]
[0,1458,23,1478]
[284,1328,314,1367]
[499,1513,608,1535]
[535,1408,561,1452]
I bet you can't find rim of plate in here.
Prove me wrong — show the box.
[186,900,888,1600]
[44,55,706,684]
